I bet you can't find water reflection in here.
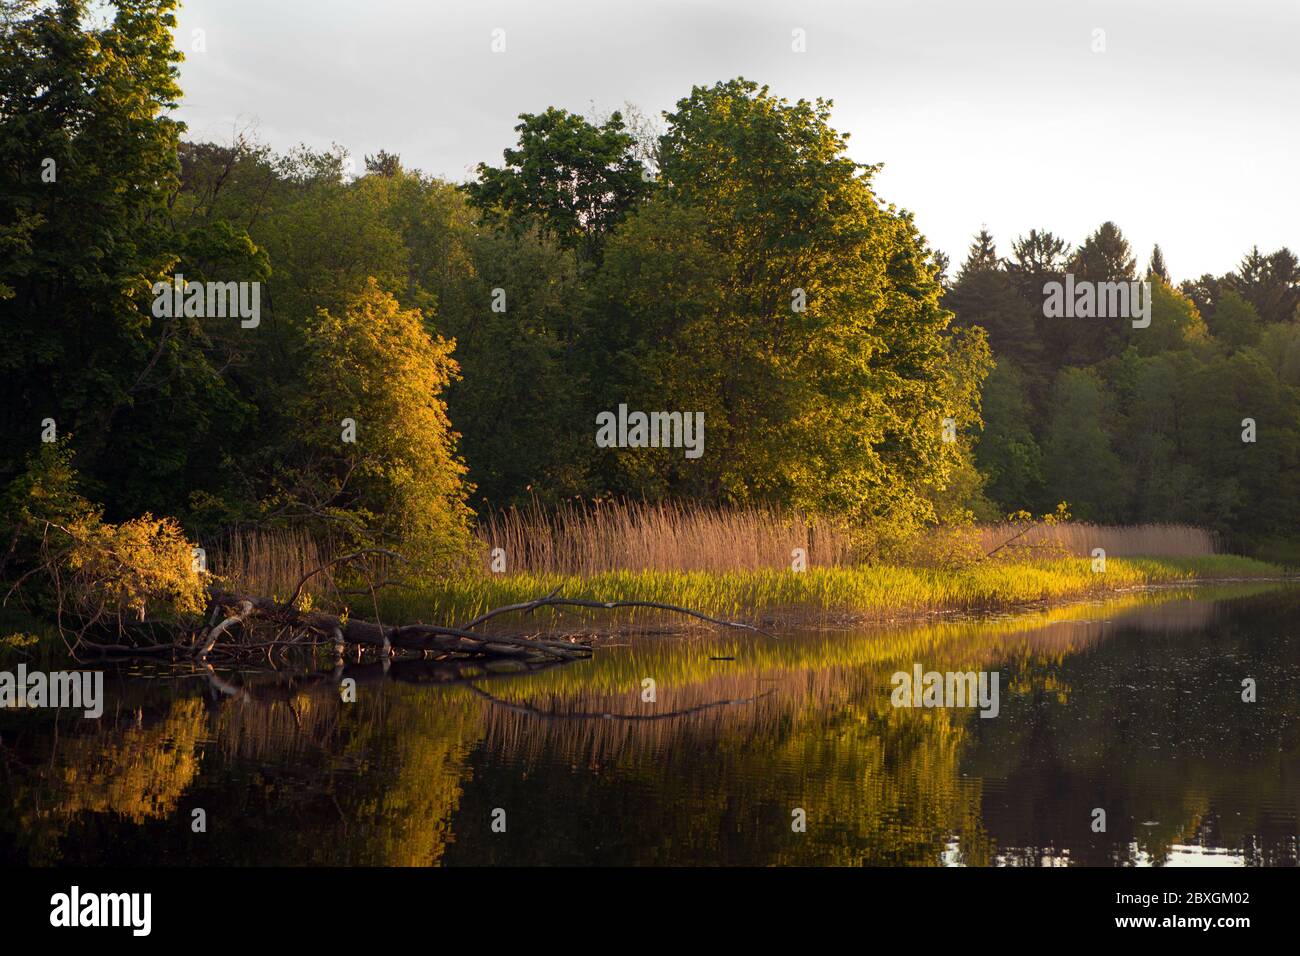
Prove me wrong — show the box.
[1,583,1296,866]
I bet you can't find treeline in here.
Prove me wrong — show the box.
[2,0,1297,584]
[947,225,1300,556]
[2,0,984,573]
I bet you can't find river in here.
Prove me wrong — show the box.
[1,582,1296,865]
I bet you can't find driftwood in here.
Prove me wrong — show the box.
[197,590,595,664]
[192,587,766,666]
[39,543,764,666]
[458,584,773,638]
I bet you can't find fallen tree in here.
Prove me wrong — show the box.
[13,537,767,666]
[193,586,769,665]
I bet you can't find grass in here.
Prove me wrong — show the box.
[975,522,1217,558]
[478,498,857,574]
[213,504,1285,632]
[376,554,1284,632]
[478,500,1222,573]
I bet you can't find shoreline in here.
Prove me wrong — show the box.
[384,555,1293,638]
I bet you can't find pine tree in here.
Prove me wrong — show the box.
[1070,221,1136,281]
[957,227,1001,280]
[1148,244,1170,283]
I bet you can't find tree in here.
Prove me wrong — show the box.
[1008,228,1070,293]
[1070,221,1136,281]
[364,149,403,177]
[1053,221,1137,366]
[1147,244,1170,283]
[1180,273,1225,320]
[445,226,592,508]
[0,0,216,520]
[1207,289,1262,350]
[1041,367,1127,522]
[945,251,1046,396]
[593,78,990,529]
[1255,323,1300,388]
[1127,277,1208,355]
[957,228,1002,279]
[1229,246,1300,325]
[283,279,473,558]
[974,360,1044,512]
[467,107,649,262]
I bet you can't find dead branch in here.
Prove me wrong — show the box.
[458,590,773,638]
[196,591,594,664]
[35,540,764,670]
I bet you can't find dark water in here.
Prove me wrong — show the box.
[2,584,1297,866]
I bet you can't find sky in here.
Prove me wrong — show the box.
[170,0,1300,281]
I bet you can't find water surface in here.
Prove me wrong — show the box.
[2,584,1297,866]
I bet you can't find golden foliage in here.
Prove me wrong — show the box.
[59,513,208,625]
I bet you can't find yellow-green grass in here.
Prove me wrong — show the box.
[377,554,1285,632]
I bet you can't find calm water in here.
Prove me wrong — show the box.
[2,584,1297,866]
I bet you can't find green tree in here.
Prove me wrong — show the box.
[974,360,1045,512]
[1206,288,1262,350]
[1057,221,1137,366]
[946,239,1046,396]
[1147,244,1171,283]
[1071,221,1137,281]
[1230,246,1300,325]
[1128,277,1208,355]
[1007,228,1070,293]
[1041,367,1127,522]
[957,228,1001,278]
[281,279,473,558]
[594,79,989,528]
[0,0,225,520]
[467,107,649,262]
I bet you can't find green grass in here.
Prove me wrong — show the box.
[377,554,1286,631]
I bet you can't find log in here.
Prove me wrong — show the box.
[199,592,591,664]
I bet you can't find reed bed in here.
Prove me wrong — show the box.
[977,522,1217,559]
[478,499,857,574]
[212,505,1265,633]
[378,555,1279,632]
[476,500,1219,574]
[210,527,328,603]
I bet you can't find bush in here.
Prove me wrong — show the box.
[60,514,208,627]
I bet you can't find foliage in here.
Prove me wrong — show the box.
[59,512,208,625]
[590,79,988,532]
[285,278,474,561]
[466,106,649,262]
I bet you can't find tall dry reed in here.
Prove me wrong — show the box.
[476,501,1216,575]
[212,507,1220,594]
[211,528,327,602]
[977,522,1217,559]
[477,499,858,575]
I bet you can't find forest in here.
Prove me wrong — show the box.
[2,0,1298,647]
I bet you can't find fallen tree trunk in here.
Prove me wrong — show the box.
[36,543,764,665]
[199,591,593,664]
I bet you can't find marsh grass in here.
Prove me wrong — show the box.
[477,500,1218,574]
[214,505,1266,633]
[976,522,1217,559]
[377,554,1279,632]
[478,499,858,574]
[211,527,327,603]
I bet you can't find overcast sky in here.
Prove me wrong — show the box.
[171,0,1299,281]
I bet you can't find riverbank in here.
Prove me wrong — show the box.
[380,554,1287,633]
